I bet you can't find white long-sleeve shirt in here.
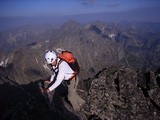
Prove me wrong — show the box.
[48,59,74,91]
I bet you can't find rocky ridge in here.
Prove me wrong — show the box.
[81,65,160,120]
[1,64,160,120]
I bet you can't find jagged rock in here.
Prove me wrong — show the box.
[0,67,86,120]
[82,65,160,120]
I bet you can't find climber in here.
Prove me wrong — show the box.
[43,50,85,111]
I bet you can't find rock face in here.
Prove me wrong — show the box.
[82,65,160,120]
[1,64,160,120]
[0,66,84,120]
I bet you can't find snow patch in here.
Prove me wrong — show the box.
[0,61,4,66]
[109,34,116,38]
[0,58,9,67]
[102,27,105,34]
[36,58,38,63]
[45,40,49,43]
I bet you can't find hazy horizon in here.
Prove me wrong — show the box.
[0,0,160,31]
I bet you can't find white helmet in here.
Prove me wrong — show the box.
[45,50,57,64]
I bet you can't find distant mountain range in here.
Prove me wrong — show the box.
[0,20,160,84]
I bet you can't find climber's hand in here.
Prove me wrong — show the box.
[40,88,46,94]
[44,80,51,84]
[46,89,51,93]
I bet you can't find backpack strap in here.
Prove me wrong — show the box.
[47,59,63,89]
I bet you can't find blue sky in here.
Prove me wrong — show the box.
[0,0,160,30]
[0,0,160,17]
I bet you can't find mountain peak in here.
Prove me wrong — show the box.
[61,19,81,32]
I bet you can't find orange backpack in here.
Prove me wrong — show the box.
[58,51,80,80]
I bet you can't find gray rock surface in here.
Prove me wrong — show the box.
[82,65,160,120]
